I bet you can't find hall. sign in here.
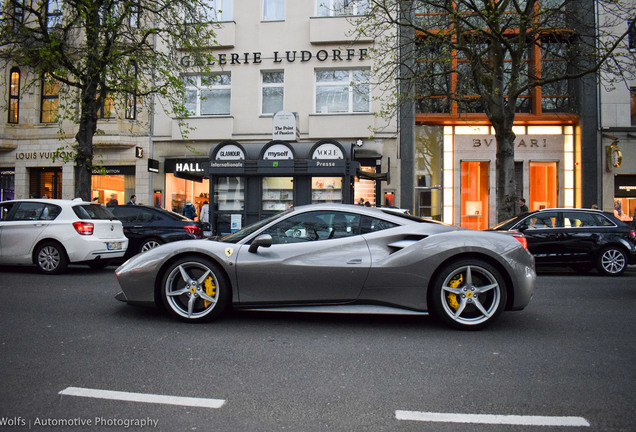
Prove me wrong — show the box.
[180,48,368,67]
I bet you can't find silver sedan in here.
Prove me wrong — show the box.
[115,204,535,330]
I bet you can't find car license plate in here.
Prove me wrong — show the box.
[107,242,121,250]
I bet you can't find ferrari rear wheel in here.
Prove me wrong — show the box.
[161,256,229,322]
[431,259,506,330]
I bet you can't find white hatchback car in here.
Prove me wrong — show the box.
[0,198,129,274]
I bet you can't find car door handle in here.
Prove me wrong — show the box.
[347,258,363,264]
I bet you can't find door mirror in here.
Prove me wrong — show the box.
[249,234,273,253]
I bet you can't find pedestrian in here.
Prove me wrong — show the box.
[200,200,209,224]
[591,204,599,209]
[518,198,529,213]
[106,193,118,207]
[357,197,364,206]
[127,195,137,205]
[182,199,197,220]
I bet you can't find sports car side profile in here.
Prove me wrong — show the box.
[115,204,535,329]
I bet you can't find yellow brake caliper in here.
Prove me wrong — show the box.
[447,274,463,310]
[203,276,216,308]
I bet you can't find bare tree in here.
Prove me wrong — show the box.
[0,0,219,199]
[355,0,635,221]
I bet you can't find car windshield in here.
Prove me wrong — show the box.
[219,209,292,244]
[73,204,116,220]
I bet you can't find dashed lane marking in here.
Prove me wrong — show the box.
[395,410,590,427]
[59,387,225,409]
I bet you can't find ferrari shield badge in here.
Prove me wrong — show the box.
[224,248,234,258]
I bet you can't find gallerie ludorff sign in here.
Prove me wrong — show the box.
[180,48,368,67]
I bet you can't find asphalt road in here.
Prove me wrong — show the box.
[0,264,635,432]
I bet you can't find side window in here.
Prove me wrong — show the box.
[591,213,615,227]
[261,211,362,244]
[0,203,16,221]
[13,202,46,220]
[359,215,398,234]
[41,204,61,220]
[139,209,155,222]
[523,213,558,229]
[563,212,596,228]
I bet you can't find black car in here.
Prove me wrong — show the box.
[110,205,209,258]
[491,208,636,276]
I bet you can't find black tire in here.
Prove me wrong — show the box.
[430,259,507,330]
[139,238,163,254]
[160,256,229,322]
[34,241,68,274]
[596,247,628,276]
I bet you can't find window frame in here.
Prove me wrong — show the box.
[46,0,63,28]
[184,73,232,117]
[264,0,285,21]
[314,69,370,114]
[261,71,284,115]
[40,74,59,123]
[8,67,20,124]
[317,0,368,17]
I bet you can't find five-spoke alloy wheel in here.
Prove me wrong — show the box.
[431,259,507,330]
[161,256,229,322]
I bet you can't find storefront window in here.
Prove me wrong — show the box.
[529,161,557,211]
[262,177,293,211]
[165,174,209,217]
[91,172,135,205]
[354,167,375,206]
[415,125,443,220]
[311,177,342,203]
[460,161,489,230]
[215,176,244,211]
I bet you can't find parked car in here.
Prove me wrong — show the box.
[109,205,209,259]
[490,208,636,276]
[0,198,128,274]
[115,204,535,330]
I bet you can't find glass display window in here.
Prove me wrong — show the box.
[215,176,245,211]
[614,198,635,222]
[165,174,209,216]
[460,161,489,230]
[354,167,376,206]
[529,161,557,211]
[311,177,343,204]
[262,177,293,211]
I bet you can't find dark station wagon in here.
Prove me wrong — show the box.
[491,208,636,276]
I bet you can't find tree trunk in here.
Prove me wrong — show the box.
[74,88,99,201]
[494,127,517,223]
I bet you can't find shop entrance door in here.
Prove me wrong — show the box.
[415,186,442,220]
[29,167,62,199]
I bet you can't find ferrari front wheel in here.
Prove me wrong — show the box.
[431,259,506,330]
[161,256,229,322]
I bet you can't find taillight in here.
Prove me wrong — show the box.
[184,225,202,238]
[73,221,94,235]
[512,234,528,249]
[629,231,636,240]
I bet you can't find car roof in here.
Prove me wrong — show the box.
[0,198,92,205]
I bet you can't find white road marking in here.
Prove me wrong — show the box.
[395,410,590,427]
[59,387,225,409]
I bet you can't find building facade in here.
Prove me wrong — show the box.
[149,1,397,234]
[599,10,636,224]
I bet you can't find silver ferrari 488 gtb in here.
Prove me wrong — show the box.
[115,204,535,330]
